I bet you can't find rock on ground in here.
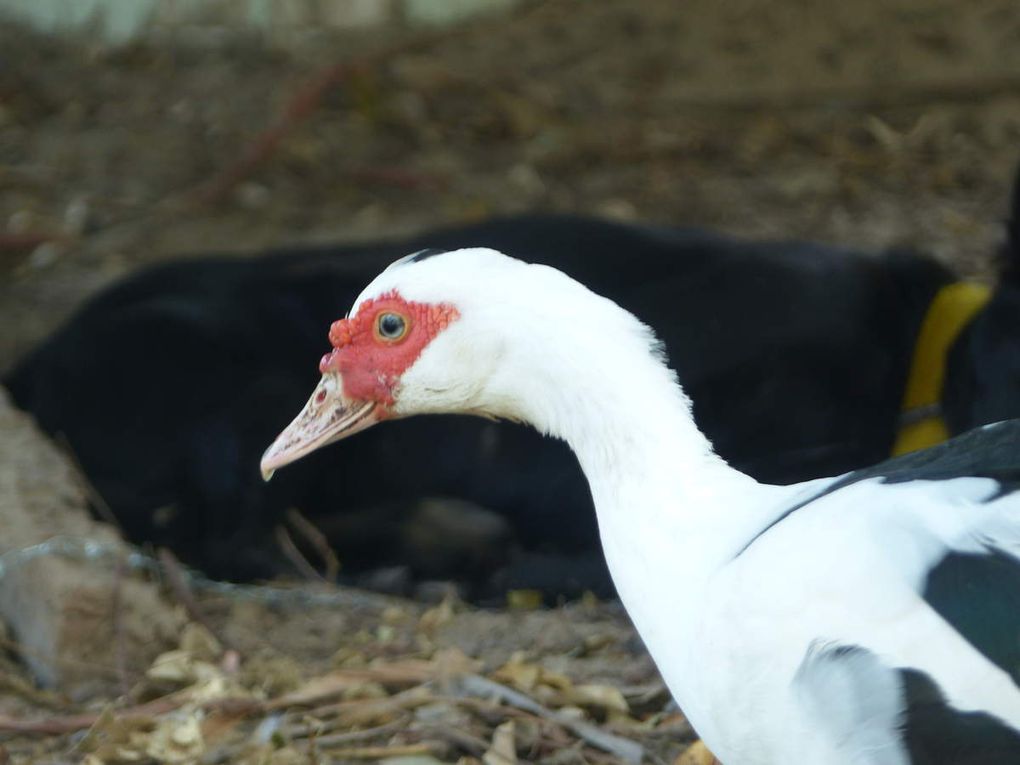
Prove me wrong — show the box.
[0,387,182,697]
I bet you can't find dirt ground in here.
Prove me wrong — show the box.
[2,0,1020,762]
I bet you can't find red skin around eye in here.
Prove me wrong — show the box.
[318,290,459,407]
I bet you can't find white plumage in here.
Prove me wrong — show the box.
[262,247,1020,765]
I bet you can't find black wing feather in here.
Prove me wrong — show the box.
[901,668,1020,765]
[922,548,1020,688]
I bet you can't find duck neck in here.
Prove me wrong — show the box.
[502,323,782,618]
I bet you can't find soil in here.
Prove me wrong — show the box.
[2,0,1020,762]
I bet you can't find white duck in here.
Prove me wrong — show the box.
[261,247,1020,765]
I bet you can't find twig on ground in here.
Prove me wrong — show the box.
[348,166,448,192]
[294,685,434,728]
[0,699,180,735]
[0,672,65,710]
[204,709,409,762]
[157,548,234,652]
[285,508,341,582]
[315,741,440,758]
[286,718,405,743]
[274,524,328,584]
[111,556,130,698]
[0,232,70,253]
[0,696,262,735]
[267,661,434,710]
[412,723,490,756]
[455,675,644,765]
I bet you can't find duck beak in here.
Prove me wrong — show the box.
[260,373,379,481]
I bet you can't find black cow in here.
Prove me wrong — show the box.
[7,188,1020,600]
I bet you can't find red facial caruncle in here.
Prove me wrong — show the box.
[318,290,460,408]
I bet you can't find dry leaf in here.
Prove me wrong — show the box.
[418,596,456,635]
[239,653,304,697]
[432,647,482,690]
[492,659,541,692]
[341,681,388,701]
[265,659,433,710]
[382,606,412,625]
[566,684,629,714]
[493,654,572,694]
[146,712,205,763]
[483,720,517,765]
[146,650,199,684]
[675,739,718,765]
[201,706,251,748]
[79,707,154,762]
[552,705,586,721]
[337,685,434,728]
[179,622,222,662]
[506,589,543,610]
[580,591,600,609]
[145,650,234,703]
[268,672,375,709]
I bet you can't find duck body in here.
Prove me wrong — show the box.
[261,247,1020,763]
[670,461,1020,764]
[569,341,1020,763]
[508,271,1020,761]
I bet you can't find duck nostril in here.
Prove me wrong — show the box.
[315,390,327,404]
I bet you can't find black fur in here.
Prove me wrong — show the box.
[900,668,1020,764]
[922,548,1020,687]
[943,165,1020,435]
[8,208,1016,596]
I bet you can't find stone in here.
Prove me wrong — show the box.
[0,387,183,694]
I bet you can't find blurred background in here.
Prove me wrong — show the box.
[4,0,1020,367]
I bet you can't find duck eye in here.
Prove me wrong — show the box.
[376,312,407,341]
